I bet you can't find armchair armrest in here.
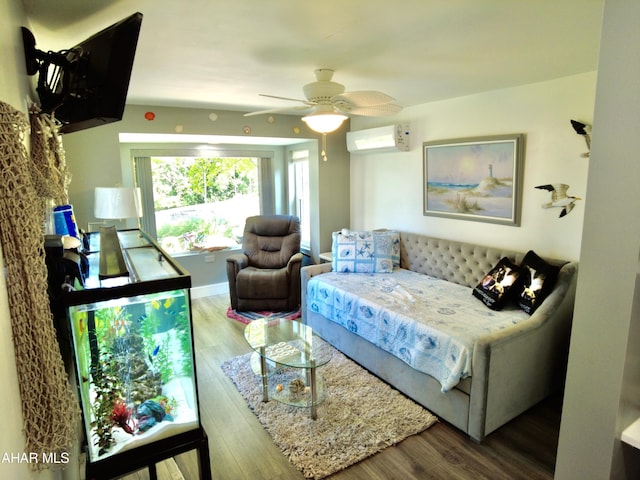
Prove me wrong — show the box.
[286,252,304,273]
[227,253,249,270]
[287,252,304,308]
[226,253,249,310]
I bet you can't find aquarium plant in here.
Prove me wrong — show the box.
[91,352,122,456]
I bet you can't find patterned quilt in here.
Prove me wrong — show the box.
[307,269,530,392]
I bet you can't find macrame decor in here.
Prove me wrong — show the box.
[29,106,71,207]
[0,101,78,469]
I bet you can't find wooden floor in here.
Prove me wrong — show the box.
[122,294,562,480]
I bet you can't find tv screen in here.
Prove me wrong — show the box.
[47,12,143,134]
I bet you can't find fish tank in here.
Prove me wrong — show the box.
[60,229,205,469]
[69,289,198,461]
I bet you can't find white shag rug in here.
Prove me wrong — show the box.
[221,341,437,479]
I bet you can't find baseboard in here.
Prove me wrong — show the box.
[191,282,228,299]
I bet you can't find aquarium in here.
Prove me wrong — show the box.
[69,288,198,462]
[54,229,206,472]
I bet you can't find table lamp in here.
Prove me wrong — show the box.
[94,187,143,225]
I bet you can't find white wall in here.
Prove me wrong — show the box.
[0,3,30,109]
[556,0,640,478]
[350,72,596,262]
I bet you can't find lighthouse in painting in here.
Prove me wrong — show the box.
[488,163,493,178]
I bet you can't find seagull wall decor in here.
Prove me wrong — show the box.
[570,119,591,157]
[535,183,582,218]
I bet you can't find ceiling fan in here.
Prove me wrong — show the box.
[244,68,403,133]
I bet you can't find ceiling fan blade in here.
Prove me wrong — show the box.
[259,93,315,105]
[248,70,401,119]
[332,90,395,107]
[336,103,403,116]
[244,105,312,117]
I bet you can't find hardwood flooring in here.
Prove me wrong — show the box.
[122,294,562,480]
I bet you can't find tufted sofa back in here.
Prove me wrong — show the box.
[399,232,566,288]
[242,215,301,269]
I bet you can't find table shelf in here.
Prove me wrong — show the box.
[249,352,326,407]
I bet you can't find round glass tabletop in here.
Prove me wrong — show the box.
[244,318,333,369]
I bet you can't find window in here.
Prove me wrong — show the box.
[135,154,262,254]
[289,149,310,249]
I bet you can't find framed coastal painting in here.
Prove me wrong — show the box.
[423,134,524,226]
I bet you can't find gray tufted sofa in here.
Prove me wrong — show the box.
[301,232,578,441]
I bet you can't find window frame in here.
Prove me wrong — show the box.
[288,148,311,250]
[131,147,275,254]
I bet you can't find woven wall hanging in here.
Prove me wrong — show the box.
[0,101,78,470]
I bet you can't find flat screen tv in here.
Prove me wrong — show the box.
[24,12,143,134]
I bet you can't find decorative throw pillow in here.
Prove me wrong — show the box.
[331,230,396,273]
[472,257,523,310]
[372,229,401,268]
[514,250,560,314]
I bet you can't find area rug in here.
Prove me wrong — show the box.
[220,340,437,479]
[226,306,301,324]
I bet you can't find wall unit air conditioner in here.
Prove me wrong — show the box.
[346,124,410,153]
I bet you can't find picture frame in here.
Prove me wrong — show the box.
[423,133,524,226]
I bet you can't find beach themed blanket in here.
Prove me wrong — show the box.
[306,269,529,392]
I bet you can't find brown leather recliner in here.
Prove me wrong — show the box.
[226,215,303,312]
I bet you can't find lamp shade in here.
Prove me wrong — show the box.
[301,112,348,133]
[94,187,143,219]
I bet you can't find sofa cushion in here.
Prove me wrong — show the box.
[331,230,398,273]
[513,250,560,314]
[472,257,523,310]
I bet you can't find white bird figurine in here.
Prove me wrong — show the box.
[570,120,591,157]
[535,184,582,217]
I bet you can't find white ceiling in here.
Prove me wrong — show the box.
[21,0,604,116]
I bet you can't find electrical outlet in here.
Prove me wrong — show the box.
[205,255,216,263]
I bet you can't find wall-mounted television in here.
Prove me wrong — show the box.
[22,12,143,134]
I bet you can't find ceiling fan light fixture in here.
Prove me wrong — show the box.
[301,112,348,133]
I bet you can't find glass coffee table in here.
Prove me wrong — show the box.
[244,318,332,419]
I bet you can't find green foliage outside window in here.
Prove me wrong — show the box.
[151,156,259,252]
[152,156,257,209]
